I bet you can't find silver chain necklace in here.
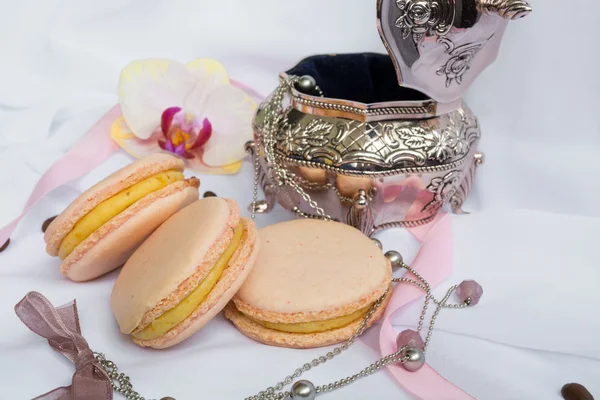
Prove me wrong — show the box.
[95,258,472,400]
[94,76,479,400]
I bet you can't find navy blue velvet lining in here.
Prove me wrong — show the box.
[286,53,428,104]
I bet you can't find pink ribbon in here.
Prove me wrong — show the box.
[0,106,121,246]
[379,213,475,400]
[0,84,262,247]
[231,79,266,103]
[15,292,112,400]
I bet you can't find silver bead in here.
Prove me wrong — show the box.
[248,199,269,214]
[402,348,425,372]
[352,189,369,210]
[384,250,403,269]
[371,238,382,250]
[296,75,317,94]
[474,152,485,165]
[244,140,255,154]
[290,380,316,400]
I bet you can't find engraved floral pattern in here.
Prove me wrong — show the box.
[436,37,487,87]
[280,120,333,155]
[395,0,454,44]
[274,108,480,169]
[394,126,469,163]
[395,0,432,43]
[423,170,462,212]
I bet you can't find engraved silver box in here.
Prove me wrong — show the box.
[250,0,532,235]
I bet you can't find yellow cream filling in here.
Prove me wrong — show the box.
[58,170,184,259]
[244,305,371,334]
[132,223,244,341]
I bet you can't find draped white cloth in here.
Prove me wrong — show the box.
[0,0,598,399]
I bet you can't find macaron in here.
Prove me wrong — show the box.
[225,219,392,349]
[110,197,259,349]
[44,154,199,282]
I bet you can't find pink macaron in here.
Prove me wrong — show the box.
[44,154,199,282]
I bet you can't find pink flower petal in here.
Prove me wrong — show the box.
[190,118,212,149]
[161,107,182,136]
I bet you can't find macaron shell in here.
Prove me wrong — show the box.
[111,197,239,335]
[133,217,259,349]
[234,219,391,324]
[224,286,392,349]
[63,179,199,282]
[45,153,184,256]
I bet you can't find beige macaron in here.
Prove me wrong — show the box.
[225,219,392,349]
[44,154,199,282]
[111,197,259,349]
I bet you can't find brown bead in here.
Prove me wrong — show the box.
[562,383,594,400]
[0,239,10,253]
[42,215,58,233]
[203,191,217,198]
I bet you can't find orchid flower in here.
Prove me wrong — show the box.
[110,59,257,173]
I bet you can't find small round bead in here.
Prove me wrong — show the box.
[296,76,317,94]
[385,250,403,269]
[456,280,483,306]
[371,238,383,250]
[402,348,426,372]
[396,329,424,351]
[290,380,316,400]
[160,397,176,400]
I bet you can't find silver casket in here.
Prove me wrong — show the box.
[249,0,532,235]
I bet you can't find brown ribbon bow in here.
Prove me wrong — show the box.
[15,292,112,400]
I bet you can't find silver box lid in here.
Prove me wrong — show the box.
[377,0,532,103]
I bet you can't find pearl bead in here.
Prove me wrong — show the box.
[290,380,316,400]
[402,348,425,372]
[384,250,403,269]
[371,238,383,250]
[296,75,317,94]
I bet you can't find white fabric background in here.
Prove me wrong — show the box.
[1,0,599,399]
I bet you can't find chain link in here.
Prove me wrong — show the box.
[250,77,332,221]
[245,289,390,400]
[246,260,470,400]
[93,259,470,400]
[93,77,473,400]
[95,353,159,400]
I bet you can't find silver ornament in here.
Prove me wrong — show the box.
[371,238,383,250]
[384,250,403,269]
[296,75,317,94]
[402,348,425,372]
[248,199,269,214]
[352,189,369,210]
[290,380,317,400]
